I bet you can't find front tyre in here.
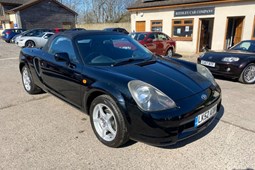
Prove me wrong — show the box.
[25,40,35,48]
[239,63,255,84]
[21,65,42,94]
[90,95,129,147]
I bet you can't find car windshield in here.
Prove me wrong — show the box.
[130,33,146,41]
[76,35,153,66]
[231,41,255,53]
[36,32,46,37]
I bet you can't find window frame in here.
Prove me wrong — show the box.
[48,36,80,64]
[172,18,194,41]
[151,20,163,32]
[252,16,255,40]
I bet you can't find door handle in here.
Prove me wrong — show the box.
[68,63,76,69]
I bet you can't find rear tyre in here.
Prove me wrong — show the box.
[89,95,129,148]
[25,40,35,48]
[21,65,42,94]
[5,40,10,43]
[166,48,173,58]
[239,63,255,84]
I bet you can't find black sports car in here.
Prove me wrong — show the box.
[19,30,221,147]
[198,40,255,84]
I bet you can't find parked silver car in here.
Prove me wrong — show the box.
[16,32,54,48]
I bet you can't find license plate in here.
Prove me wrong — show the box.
[201,60,216,67]
[195,105,217,127]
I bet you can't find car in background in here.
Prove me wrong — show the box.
[14,28,53,44]
[17,32,54,48]
[1,28,26,43]
[130,32,176,58]
[104,28,129,34]
[198,40,255,84]
[52,28,66,33]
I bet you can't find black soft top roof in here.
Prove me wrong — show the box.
[43,30,126,51]
[56,30,125,40]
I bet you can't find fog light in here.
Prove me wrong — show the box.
[226,68,231,72]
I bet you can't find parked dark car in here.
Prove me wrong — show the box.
[19,31,221,147]
[130,32,176,57]
[198,40,255,84]
[1,28,26,43]
[104,28,129,34]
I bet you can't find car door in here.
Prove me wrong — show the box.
[156,33,170,55]
[39,36,83,107]
[37,33,53,47]
[145,33,157,54]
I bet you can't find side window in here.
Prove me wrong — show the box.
[44,33,53,39]
[158,33,169,40]
[48,37,79,63]
[148,33,157,40]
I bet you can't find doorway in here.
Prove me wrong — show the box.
[198,18,214,52]
[136,21,145,32]
[10,21,14,28]
[225,17,244,49]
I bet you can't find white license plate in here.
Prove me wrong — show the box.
[201,60,216,67]
[195,105,217,127]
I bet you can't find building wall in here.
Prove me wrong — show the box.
[19,0,76,29]
[131,1,255,54]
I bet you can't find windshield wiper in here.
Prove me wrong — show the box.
[111,58,145,66]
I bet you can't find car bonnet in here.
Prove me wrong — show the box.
[108,59,212,101]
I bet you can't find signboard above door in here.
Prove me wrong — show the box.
[174,7,215,17]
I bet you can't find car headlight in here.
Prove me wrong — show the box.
[222,57,239,62]
[128,80,176,112]
[197,64,217,86]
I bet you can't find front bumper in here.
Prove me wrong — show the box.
[197,58,243,79]
[17,41,25,47]
[126,86,221,146]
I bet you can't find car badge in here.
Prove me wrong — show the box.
[201,94,208,100]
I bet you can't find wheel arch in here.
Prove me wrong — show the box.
[19,60,29,73]
[165,46,174,56]
[83,83,127,117]
[239,59,255,73]
[25,39,36,47]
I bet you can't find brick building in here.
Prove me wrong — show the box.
[0,0,77,33]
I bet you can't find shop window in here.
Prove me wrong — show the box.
[151,20,163,32]
[0,5,4,16]
[252,16,255,40]
[172,19,194,41]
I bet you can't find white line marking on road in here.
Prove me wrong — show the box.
[0,57,18,61]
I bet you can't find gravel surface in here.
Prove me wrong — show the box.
[0,40,254,170]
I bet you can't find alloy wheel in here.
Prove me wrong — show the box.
[167,49,173,58]
[243,65,255,83]
[92,103,117,142]
[22,67,31,91]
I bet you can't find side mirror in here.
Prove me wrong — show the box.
[147,38,153,43]
[54,53,70,63]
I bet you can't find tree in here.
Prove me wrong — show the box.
[58,0,136,23]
